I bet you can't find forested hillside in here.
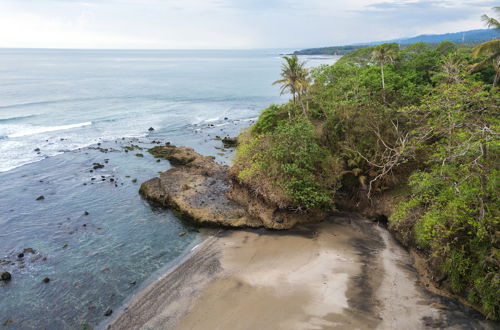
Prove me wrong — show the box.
[234,39,499,319]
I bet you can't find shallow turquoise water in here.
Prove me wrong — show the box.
[0,49,338,329]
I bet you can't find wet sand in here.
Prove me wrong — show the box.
[105,214,494,330]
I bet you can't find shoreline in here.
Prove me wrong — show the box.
[98,228,217,329]
[105,214,495,330]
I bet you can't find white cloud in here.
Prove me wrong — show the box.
[0,0,496,49]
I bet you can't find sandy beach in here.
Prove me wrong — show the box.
[105,214,494,330]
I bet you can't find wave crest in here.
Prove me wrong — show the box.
[7,121,92,138]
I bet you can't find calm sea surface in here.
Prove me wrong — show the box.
[0,49,338,329]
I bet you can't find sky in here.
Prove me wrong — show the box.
[0,0,497,49]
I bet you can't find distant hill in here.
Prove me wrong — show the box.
[294,29,499,56]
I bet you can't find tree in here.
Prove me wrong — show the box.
[273,55,310,118]
[472,7,500,86]
[371,43,398,101]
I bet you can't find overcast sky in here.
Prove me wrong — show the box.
[0,0,497,49]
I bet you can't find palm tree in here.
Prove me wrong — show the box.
[472,7,500,86]
[273,55,309,118]
[371,43,398,97]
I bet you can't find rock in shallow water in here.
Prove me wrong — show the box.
[1,271,12,281]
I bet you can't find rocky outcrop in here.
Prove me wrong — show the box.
[140,145,323,229]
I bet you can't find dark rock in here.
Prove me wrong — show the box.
[17,253,24,259]
[42,277,50,283]
[93,163,104,170]
[129,281,136,285]
[23,248,35,254]
[62,244,68,249]
[34,148,40,152]
[156,159,161,163]
[131,179,137,183]
[275,218,284,224]
[222,137,238,148]
[84,211,89,216]
[104,309,113,316]
[36,195,45,201]
[148,127,155,131]
[1,271,11,281]
[135,153,144,157]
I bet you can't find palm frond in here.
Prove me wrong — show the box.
[472,39,500,58]
[471,52,499,72]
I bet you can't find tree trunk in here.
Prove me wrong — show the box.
[381,64,385,90]
[493,59,500,87]
[381,64,386,103]
[298,93,307,118]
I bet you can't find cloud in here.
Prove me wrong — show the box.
[0,0,496,49]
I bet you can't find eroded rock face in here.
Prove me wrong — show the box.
[141,145,261,228]
[140,145,323,229]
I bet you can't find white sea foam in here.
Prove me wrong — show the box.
[7,121,92,138]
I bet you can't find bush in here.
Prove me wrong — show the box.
[234,118,341,209]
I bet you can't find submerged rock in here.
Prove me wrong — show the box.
[1,271,11,281]
[140,145,323,229]
[221,137,238,148]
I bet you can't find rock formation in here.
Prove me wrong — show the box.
[140,145,324,229]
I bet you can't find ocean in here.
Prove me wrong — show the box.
[0,49,338,329]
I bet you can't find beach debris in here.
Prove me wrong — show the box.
[1,271,12,281]
[36,195,45,201]
[92,163,105,170]
[104,309,113,317]
[42,277,50,283]
[178,232,186,237]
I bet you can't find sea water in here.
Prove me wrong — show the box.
[0,49,338,329]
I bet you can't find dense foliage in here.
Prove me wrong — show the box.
[233,40,499,318]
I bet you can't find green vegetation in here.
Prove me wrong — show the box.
[233,12,499,318]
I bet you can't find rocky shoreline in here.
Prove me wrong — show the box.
[140,145,324,230]
[136,144,498,324]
